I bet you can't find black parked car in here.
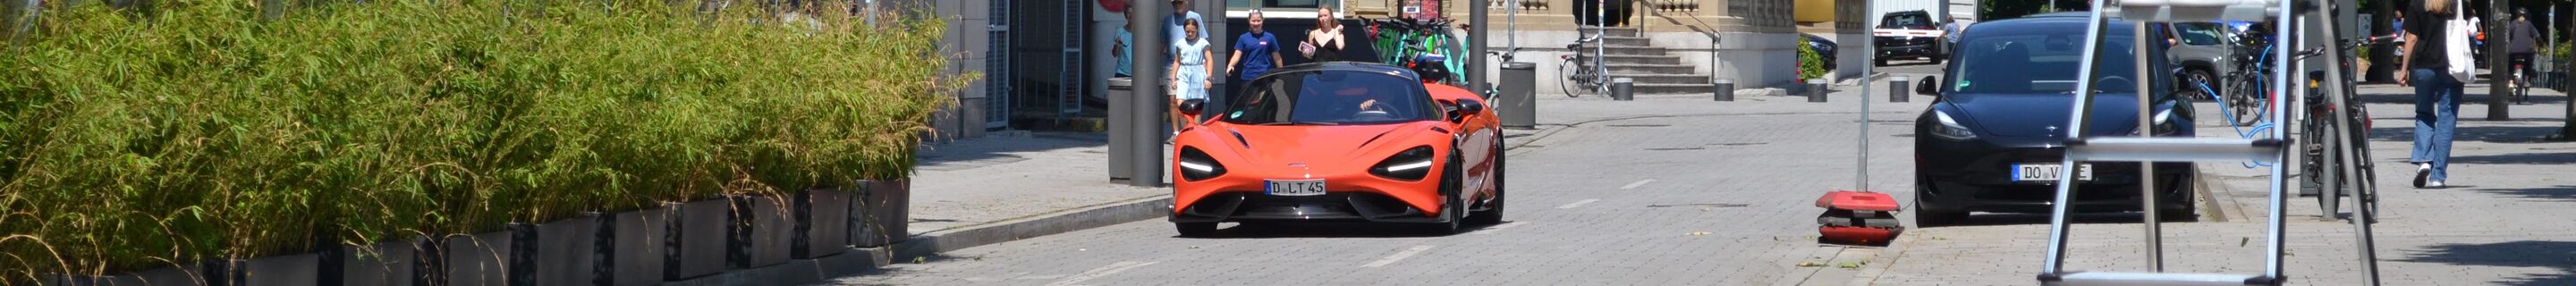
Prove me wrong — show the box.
[1874,11,1945,66]
[1911,13,2198,226]
[1804,34,1839,69]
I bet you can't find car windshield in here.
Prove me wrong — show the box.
[1218,70,1437,125]
[2173,22,2227,46]
[1880,13,1934,29]
[1946,24,2146,95]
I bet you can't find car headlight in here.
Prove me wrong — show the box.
[1177,147,1226,181]
[1930,110,1979,140]
[1369,147,1437,181]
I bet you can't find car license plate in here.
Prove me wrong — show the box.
[1266,180,1326,196]
[2012,164,2095,181]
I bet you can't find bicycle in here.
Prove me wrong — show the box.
[2512,55,2533,105]
[1557,37,1606,97]
[2287,35,2393,220]
[1553,0,1611,97]
[1359,14,1470,85]
[2218,43,2276,127]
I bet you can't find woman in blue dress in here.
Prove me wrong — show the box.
[1169,21,1215,134]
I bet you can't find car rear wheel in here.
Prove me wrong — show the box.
[1912,182,1968,227]
[1174,222,1216,237]
[1468,138,1507,225]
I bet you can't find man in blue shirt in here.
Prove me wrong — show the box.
[1164,0,1204,53]
[1116,27,1134,78]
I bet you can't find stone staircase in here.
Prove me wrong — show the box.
[1572,26,1711,95]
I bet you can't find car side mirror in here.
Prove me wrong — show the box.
[1916,76,1940,97]
[1451,99,1485,122]
[1179,98,1206,117]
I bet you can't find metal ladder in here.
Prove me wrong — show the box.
[2035,0,2382,284]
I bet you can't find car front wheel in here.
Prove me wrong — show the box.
[1468,137,1507,225]
[1428,152,1467,235]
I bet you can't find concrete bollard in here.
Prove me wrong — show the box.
[1889,78,1911,103]
[1610,78,1635,101]
[1806,79,1828,103]
[1713,79,1734,102]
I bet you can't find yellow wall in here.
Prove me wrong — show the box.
[1795,0,1834,22]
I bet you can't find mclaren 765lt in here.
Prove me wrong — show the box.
[1169,63,1505,236]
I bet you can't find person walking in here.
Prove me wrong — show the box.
[1302,6,1348,63]
[1171,21,1215,135]
[1227,10,1284,97]
[2400,0,2468,189]
[1163,0,1204,47]
[2504,10,2539,104]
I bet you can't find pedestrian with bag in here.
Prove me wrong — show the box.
[1302,6,1348,63]
[2399,0,2470,189]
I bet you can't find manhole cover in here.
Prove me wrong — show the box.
[1606,123,1673,128]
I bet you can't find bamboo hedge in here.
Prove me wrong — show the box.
[0,0,961,279]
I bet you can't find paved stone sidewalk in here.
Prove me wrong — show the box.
[1858,83,2576,285]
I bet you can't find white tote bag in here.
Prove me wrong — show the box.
[2444,0,2477,82]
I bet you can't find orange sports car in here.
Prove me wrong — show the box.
[1169,63,1505,236]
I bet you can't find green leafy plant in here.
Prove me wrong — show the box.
[1,0,961,279]
[1798,42,1826,80]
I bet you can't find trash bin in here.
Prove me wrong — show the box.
[1500,63,1538,129]
[1889,78,1910,103]
[1806,79,1828,102]
[1714,79,1734,102]
[1611,78,1634,101]
[1106,78,1133,182]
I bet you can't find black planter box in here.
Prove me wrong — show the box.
[854,179,910,248]
[442,231,515,286]
[729,194,793,269]
[44,265,203,286]
[208,253,318,286]
[532,214,600,286]
[610,205,669,286]
[326,240,415,286]
[794,187,852,259]
[665,198,730,281]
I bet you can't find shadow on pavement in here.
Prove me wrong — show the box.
[2446,152,2576,165]
[1929,212,2198,228]
[2398,240,2576,286]
[2369,125,2564,144]
[2353,90,2568,105]
[1181,221,1504,239]
[2470,185,2576,202]
[915,132,1108,170]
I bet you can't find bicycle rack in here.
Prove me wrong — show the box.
[2034,0,2383,284]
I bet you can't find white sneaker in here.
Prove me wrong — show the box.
[2412,164,2432,189]
[2428,180,2447,189]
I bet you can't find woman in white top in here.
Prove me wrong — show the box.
[1169,21,1215,133]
